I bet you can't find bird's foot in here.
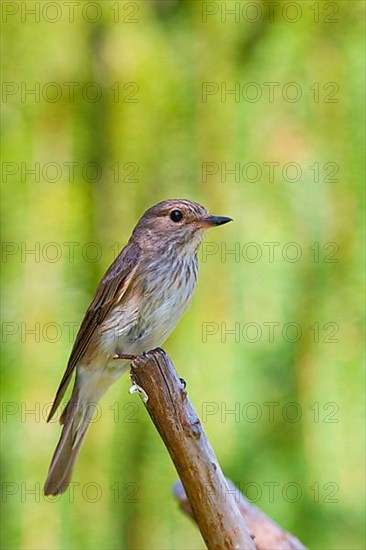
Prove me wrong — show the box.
[129,383,149,403]
[113,348,165,362]
[113,353,136,361]
[179,377,187,389]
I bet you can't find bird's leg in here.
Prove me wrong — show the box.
[112,353,136,361]
[113,348,163,361]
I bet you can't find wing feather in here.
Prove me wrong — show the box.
[47,241,140,422]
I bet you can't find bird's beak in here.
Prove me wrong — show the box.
[197,215,233,227]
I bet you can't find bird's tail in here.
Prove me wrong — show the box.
[43,385,95,496]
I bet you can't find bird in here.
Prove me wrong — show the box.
[44,199,232,496]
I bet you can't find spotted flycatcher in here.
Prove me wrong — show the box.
[44,199,232,495]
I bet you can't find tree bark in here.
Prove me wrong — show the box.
[130,348,256,550]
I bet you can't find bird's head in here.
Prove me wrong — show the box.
[132,199,232,253]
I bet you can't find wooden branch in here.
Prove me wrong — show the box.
[130,348,256,550]
[173,479,307,550]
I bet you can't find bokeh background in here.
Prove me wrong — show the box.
[1,1,365,549]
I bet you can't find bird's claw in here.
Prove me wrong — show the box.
[179,377,187,389]
[129,383,148,403]
[113,353,136,361]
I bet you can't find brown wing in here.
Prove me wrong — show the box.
[47,241,140,422]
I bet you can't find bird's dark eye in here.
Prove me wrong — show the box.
[170,210,183,222]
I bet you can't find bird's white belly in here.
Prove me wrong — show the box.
[98,273,196,370]
[138,291,191,350]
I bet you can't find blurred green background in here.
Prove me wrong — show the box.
[1,1,365,549]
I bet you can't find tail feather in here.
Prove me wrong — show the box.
[44,388,91,496]
[44,367,124,496]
